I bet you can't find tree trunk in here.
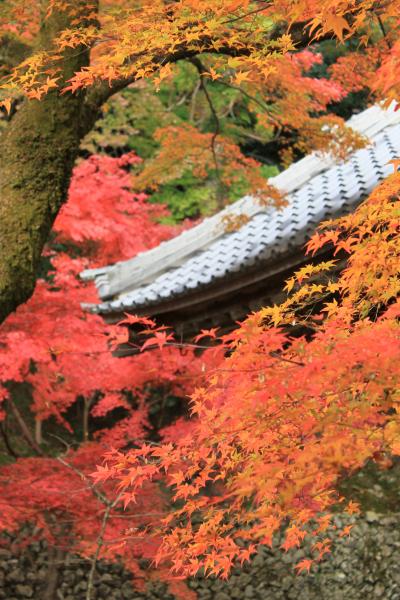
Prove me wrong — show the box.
[0,1,99,323]
[35,416,43,446]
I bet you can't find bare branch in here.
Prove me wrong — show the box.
[222,1,273,24]
[85,491,123,600]
[7,397,44,456]
[0,419,19,458]
[190,57,226,209]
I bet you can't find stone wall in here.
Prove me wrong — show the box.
[1,513,399,600]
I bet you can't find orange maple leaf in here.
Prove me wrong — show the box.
[388,158,400,173]
[194,327,220,343]
[345,500,360,515]
[339,524,353,538]
[325,13,350,43]
[295,558,313,573]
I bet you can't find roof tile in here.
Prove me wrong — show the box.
[83,107,400,317]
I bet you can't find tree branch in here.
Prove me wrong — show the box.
[85,491,123,600]
[190,57,226,209]
[222,1,273,24]
[0,420,19,458]
[83,41,258,111]
[7,397,44,456]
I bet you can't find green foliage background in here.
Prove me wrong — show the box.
[82,42,369,223]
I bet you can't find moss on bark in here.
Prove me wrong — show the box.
[0,1,101,322]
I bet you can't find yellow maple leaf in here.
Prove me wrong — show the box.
[232,70,251,85]
[269,304,283,326]
[324,13,350,43]
[323,299,338,317]
[284,277,296,293]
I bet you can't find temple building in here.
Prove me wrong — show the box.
[81,104,400,354]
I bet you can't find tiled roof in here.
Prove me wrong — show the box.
[81,104,400,317]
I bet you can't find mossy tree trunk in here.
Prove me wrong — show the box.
[0,1,101,323]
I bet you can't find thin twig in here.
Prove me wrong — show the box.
[376,14,392,49]
[190,57,226,209]
[49,437,125,600]
[215,79,283,133]
[85,491,123,600]
[222,2,272,25]
[52,438,110,506]
[189,77,202,121]
[269,351,305,367]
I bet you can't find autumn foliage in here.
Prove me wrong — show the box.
[1,0,397,203]
[0,153,213,590]
[0,0,399,594]
[95,168,400,578]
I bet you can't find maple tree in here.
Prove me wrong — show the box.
[0,0,396,321]
[0,0,399,594]
[0,152,212,597]
[86,1,400,583]
[95,161,400,580]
